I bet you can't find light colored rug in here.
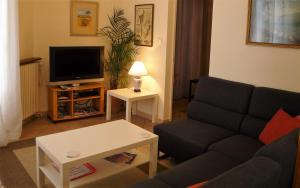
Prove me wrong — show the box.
[0,180,4,188]
[13,146,166,188]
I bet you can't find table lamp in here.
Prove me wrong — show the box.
[129,61,148,92]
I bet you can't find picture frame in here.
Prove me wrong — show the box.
[70,1,98,36]
[134,4,154,47]
[246,0,300,48]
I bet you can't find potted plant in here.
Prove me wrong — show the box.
[99,9,138,89]
[99,9,138,112]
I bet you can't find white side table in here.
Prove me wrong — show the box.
[106,88,158,123]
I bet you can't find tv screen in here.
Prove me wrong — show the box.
[50,46,104,82]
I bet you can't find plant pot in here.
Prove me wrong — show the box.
[111,96,125,113]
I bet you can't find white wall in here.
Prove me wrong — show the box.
[115,0,176,121]
[209,0,300,92]
[28,0,112,113]
[19,0,176,120]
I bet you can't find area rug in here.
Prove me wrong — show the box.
[5,139,168,188]
[0,180,4,188]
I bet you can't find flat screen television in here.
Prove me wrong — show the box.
[50,46,104,83]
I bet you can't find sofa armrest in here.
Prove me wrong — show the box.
[293,132,300,188]
[202,157,281,188]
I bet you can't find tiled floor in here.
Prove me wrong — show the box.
[21,99,188,140]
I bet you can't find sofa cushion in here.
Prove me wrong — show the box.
[249,87,300,120]
[255,129,299,188]
[193,77,254,113]
[188,181,207,188]
[209,135,263,162]
[129,179,172,188]
[259,109,300,144]
[187,101,245,132]
[155,151,241,188]
[202,157,281,188]
[240,87,300,137]
[240,116,267,138]
[154,119,235,161]
[187,77,254,132]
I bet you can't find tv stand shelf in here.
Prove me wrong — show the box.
[48,83,105,122]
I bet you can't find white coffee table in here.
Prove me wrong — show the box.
[106,88,158,123]
[36,120,158,188]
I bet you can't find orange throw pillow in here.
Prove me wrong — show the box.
[259,109,300,145]
[187,181,207,188]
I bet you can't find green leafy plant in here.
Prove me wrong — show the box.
[99,9,138,89]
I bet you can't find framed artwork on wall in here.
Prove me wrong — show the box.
[134,4,154,47]
[70,1,98,36]
[247,0,300,48]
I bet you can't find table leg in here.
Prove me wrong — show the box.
[132,101,137,115]
[60,166,70,188]
[36,144,45,188]
[149,139,158,178]
[126,100,132,122]
[152,96,158,123]
[106,93,111,120]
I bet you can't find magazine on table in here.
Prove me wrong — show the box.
[105,152,137,164]
[51,163,96,181]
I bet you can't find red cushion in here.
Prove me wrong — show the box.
[187,181,207,188]
[259,109,300,144]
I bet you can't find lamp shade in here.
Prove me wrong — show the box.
[128,61,148,76]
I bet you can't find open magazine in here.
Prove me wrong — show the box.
[105,152,137,164]
[50,152,137,181]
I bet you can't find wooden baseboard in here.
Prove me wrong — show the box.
[23,110,168,125]
[135,110,166,124]
[22,111,47,125]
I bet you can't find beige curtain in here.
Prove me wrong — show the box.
[173,0,213,100]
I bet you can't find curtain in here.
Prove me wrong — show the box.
[0,0,22,146]
[173,0,213,100]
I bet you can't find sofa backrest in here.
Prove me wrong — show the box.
[240,87,300,138]
[255,129,300,188]
[187,77,254,132]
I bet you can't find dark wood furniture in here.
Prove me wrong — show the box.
[188,79,199,102]
[48,83,105,122]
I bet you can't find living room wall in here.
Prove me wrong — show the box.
[19,0,34,59]
[209,0,300,92]
[19,0,176,121]
[116,0,176,120]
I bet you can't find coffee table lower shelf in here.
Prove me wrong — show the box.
[40,150,148,188]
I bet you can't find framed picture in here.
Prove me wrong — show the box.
[134,4,154,47]
[247,0,300,48]
[70,1,98,36]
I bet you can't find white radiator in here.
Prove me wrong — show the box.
[20,63,39,120]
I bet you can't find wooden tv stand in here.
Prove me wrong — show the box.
[48,83,105,122]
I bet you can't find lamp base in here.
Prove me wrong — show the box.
[133,77,142,92]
